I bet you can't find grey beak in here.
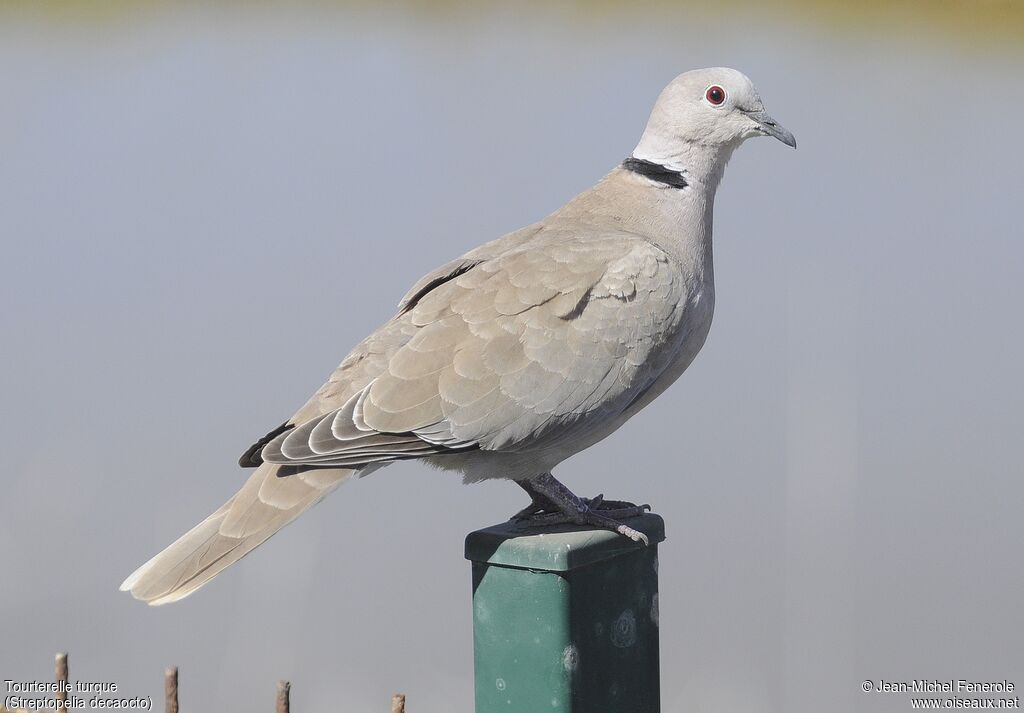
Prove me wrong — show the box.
[745,109,797,148]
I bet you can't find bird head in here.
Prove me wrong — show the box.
[633,67,796,169]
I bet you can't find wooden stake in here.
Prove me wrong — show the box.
[164,667,179,713]
[276,681,290,713]
[391,693,406,713]
[55,653,68,710]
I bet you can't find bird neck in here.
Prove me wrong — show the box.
[615,138,738,280]
[629,137,737,197]
[621,157,690,189]
[551,136,738,282]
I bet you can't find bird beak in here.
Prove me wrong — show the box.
[744,109,797,148]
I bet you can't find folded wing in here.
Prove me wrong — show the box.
[260,233,687,467]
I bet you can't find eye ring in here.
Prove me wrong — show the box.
[705,85,726,106]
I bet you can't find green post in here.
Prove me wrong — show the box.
[465,514,665,713]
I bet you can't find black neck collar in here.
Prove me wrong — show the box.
[621,157,688,189]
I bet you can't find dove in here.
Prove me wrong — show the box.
[121,67,795,605]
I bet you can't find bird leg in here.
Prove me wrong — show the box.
[511,473,651,545]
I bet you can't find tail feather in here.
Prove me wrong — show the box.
[120,463,353,605]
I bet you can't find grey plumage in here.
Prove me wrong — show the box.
[121,67,794,605]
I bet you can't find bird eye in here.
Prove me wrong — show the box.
[705,85,726,106]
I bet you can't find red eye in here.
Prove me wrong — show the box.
[705,85,726,105]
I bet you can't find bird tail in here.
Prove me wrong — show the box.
[119,463,354,605]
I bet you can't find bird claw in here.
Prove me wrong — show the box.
[510,474,653,545]
[511,499,651,544]
[514,504,651,545]
[616,524,650,546]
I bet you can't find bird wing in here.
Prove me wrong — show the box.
[261,231,687,466]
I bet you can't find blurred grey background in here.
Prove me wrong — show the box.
[2,2,1022,712]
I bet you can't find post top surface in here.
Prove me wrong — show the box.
[464,513,665,571]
